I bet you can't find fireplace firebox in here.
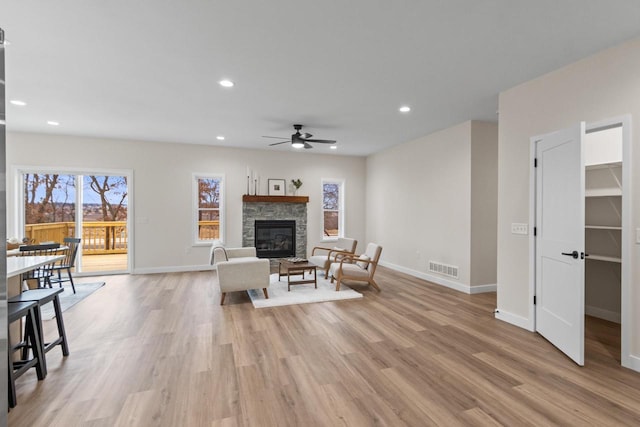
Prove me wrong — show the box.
[254,220,296,258]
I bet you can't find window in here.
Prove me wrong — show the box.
[19,168,131,274]
[194,174,224,244]
[322,179,344,239]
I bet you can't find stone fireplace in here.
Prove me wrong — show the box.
[242,195,308,260]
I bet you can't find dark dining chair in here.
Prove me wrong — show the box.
[50,237,81,294]
[19,243,61,289]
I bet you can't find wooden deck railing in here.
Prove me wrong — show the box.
[25,221,127,255]
[199,220,220,240]
[25,220,221,253]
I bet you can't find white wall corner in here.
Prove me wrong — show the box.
[494,308,534,332]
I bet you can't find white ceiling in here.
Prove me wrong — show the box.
[2,1,640,156]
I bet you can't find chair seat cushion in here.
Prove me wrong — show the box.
[329,262,370,279]
[309,255,330,269]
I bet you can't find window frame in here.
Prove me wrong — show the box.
[193,173,225,246]
[321,178,345,242]
[14,165,134,275]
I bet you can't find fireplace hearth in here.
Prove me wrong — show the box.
[254,220,296,258]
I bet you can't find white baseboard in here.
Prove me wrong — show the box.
[470,283,497,294]
[585,305,621,324]
[494,309,533,331]
[623,354,640,373]
[133,264,215,275]
[379,260,495,294]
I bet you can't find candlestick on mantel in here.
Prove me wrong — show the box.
[254,179,258,195]
[246,176,250,195]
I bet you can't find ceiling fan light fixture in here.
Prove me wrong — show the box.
[292,141,305,149]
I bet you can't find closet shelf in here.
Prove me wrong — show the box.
[586,254,621,263]
[585,188,622,197]
[585,225,622,230]
[585,161,622,170]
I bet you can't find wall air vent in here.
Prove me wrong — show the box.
[428,260,459,279]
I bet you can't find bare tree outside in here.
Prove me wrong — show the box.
[85,176,128,221]
[83,175,128,250]
[323,183,340,237]
[198,177,221,240]
[24,174,76,225]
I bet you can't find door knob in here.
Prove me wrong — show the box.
[561,250,579,259]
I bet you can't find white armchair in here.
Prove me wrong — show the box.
[308,237,358,276]
[329,243,383,292]
[210,246,270,305]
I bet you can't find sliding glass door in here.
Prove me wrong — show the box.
[21,170,130,275]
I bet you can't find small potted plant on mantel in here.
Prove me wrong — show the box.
[291,179,303,196]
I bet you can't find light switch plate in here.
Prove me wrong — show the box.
[511,223,528,235]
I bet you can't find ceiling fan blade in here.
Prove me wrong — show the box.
[269,140,290,146]
[300,133,313,139]
[263,135,289,139]
[304,142,313,149]
[304,138,336,144]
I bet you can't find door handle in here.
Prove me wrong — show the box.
[561,250,579,259]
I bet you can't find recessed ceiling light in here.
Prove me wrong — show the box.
[10,100,27,106]
[330,145,337,150]
[399,106,411,113]
[219,79,234,88]
[47,121,60,126]
[216,136,225,141]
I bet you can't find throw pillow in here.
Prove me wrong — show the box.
[356,254,370,269]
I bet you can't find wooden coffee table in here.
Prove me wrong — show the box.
[278,259,317,291]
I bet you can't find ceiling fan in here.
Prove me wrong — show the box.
[263,124,336,149]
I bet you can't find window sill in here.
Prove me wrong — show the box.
[321,238,339,243]
[194,241,223,247]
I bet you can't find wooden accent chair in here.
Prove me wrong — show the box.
[309,237,357,276]
[210,246,270,305]
[329,243,383,292]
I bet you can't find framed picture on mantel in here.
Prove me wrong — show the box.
[268,179,286,196]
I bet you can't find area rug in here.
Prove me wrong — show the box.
[40,282,106,319]
[248,273,362,308]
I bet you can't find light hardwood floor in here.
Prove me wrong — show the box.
[8,267,640,426]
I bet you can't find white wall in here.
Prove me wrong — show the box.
[366,120,498,293]
[470,121,499,286]
[366,121,476,291]
[497,37,640,360]
[6,132,367,273]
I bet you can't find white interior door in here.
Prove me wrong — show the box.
[535,123,586,366]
